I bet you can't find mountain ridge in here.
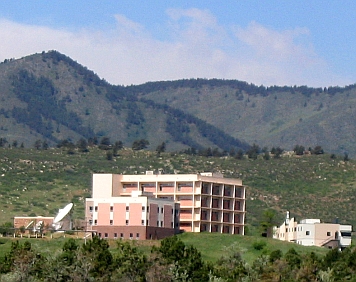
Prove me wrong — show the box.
[1,50,356,156]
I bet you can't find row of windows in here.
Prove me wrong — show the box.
[89,205,176,214]
[279,230,333,237]
[89,219,174,228]
[98,232,140,239]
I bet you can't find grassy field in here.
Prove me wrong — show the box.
[0,232,328,265]
[0,146,356,234]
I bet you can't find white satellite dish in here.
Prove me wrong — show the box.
[53,203,73,230]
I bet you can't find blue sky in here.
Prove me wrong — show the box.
[0,1,355,87]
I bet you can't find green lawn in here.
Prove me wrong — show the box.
[0,232,329,265]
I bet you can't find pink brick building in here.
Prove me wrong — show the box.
[86,190,180,239]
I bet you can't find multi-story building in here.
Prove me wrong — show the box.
[86,190,180,240]
[87,172,246,236]
[274,212,352,249]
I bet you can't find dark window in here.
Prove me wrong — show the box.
[157,207,160,213]
[110,206,113,212]
[341,231,352,237]
[136,233,139,238]
[126,220,129,225]
[327,232,331,236]
[126,206,129,211]
[157,221,159,227]
[104,233,108,238]
[89,206,93,212]
[129,233,133,238]
[88,219,93,225]
[306,231,310,235]
[120,233,123,238]
[94,220,97,225]
[98,233,101,237]
[95,206,98,212]
[161,207,164,213]
[142,206,145,211]
[161,221,163,227]
[141,220,145,225]
[147,206,149,212]
[110,220,113,225]
[114,233,118,238]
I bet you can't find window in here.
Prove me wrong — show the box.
[89,206,93,212]
[126,206,129,211]
[110,220,113,225]
[147,206,149,212]
[157,207,160,213]
[126,220,129,225]
[88,219,93,225]
[146,219,149,225]
[327,232,331,236]
[161,207,164,213]
[129,233,133,239]
[120,233,124,238]
[142,206,145,211]
[136,233,139,238]
[157,221,159,227]
[141,220,145,226]
[114,233,118,239]
[306,231,310,235]
[341,231,352,238]
[98,233,101,237]
[161,221,163,227]
[171,222,173,228]
[104,233,108,238]
[178,186,181,191]
[95,206,98,212]
[110,206,113,212]
[94,220,97,225]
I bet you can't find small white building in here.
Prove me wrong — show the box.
[274,212,352,249]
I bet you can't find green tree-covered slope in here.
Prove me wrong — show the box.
[0,51,249,153]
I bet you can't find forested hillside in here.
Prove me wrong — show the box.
[0,51,248,154]
[1,51,356,156]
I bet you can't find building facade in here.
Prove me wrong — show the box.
[87,172,246,236]
[274,213,352,249]
[13,216,54,234]
[86,190,180,239]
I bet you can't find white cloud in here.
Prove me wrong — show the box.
[0,11,350,87]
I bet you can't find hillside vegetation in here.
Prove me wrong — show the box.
[0,146,355,232]
[2,232,351,281]
[1,51,356,156]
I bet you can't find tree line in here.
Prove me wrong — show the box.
[1,235,356,281]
